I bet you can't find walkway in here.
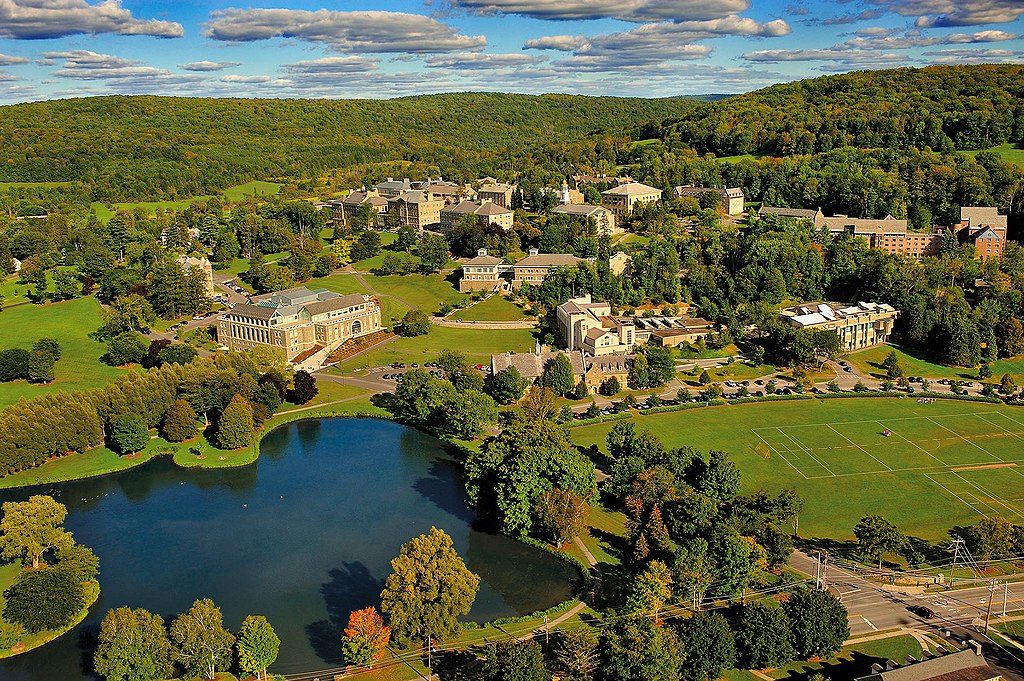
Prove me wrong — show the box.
[519,535,602,641]
[431,317,538,330]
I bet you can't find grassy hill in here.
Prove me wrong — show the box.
[0,93,697,202]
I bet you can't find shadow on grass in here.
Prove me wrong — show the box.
[774,650,911,681]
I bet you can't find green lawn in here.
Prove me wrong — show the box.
[962,143,1024,167]
[766,635,922,680]
[315,271,468,324]
[0,562,99,658]
[846,344,974,381]
[333,326,536,370]
[682,362,778,385]
[570,396,1024,540]
[450,295,527,322]
[0,297,128,409]
[92,181,283,223]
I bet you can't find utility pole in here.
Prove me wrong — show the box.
[1003,581,1009,617]
[816,551,822,590]
[544,613,550,646]
[426,634,432,679]
[984,581,996,635]
[948,538,964,589]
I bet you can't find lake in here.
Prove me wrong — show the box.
[0,418,580,679]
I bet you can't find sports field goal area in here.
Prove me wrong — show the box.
[752,410,1024,521]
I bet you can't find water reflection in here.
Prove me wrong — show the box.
[0,418,578,680]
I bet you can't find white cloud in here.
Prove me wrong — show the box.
[925,48,1024,63]
[0,53,29,65]
[424,52,542,69]
[451,0,750,23]
[945,30,1018,43]
[0,0,182,39]
[866,1,1024,27]
[282,56,379,75]
[179,61,241,72]
[43,50,206,93]
[524,17,789,71]
[742,48,908,71]
[204,8,486,54]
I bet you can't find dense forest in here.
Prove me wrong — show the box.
[654,65,1024,157]
[0,93,696,202]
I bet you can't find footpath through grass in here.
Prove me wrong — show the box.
[0,297,128,409]
[570,396,1024,540]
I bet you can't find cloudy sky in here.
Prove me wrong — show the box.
[0,0,1022,102]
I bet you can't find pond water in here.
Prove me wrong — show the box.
[0,418,580,679]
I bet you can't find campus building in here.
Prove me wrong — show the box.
[758,206,1008,260]
[778,301,898,352]
[459,249,504,293]
[601,182,663,217]
[217,287,381,363]
[674,185,746,215]
[854,647,999,681]
[178,254,215,297]
[512,250,589,289]
[550,203,620,235]
[477,182,517,208]
[330,189,390,228]
[490,348,586,386]
[388,191,444,232]
[440,199,514,233]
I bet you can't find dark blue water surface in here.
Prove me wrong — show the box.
[0,418,579,679]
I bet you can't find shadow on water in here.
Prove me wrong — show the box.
[412,460,478,525]
[306,562,386,664]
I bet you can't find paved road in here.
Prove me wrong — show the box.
[791,551,1024,679]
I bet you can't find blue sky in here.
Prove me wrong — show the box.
[0,0,1023,102]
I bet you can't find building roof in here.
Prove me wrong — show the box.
[491,350,585,382]
[972,226,1003,241]
[589,353,633,373]
[602,182,662,197]
[375,178,413,192]
[855,649,997,681]
[961,206,1007,230]
[390,190,437,204]
[226,303,278,320]
[817,214,908,234]
[759,206,820,219]
[675,185,744,199]
[304,294,369,316]
[479,182,516,194]
[780,301,897,327]
[464,252,503,266]
[515,252,585,268]
[552,204,609,217]
[444,200,513,217]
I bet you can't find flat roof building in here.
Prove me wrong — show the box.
[779,301,898,352]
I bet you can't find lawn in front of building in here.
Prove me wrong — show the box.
[450,295,527,322]
[333,326,536,370]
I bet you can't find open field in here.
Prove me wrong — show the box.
[848,343,1024,383]
[91,181,283,223]
[332,326,536,370]
[450,295,527,322]
[570,397,1024,540]
[315,271,468,325]
[961,143,1024,167]
[0,297,128,409]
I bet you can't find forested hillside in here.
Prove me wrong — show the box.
[0,93,695,202]
[657,64,1024,156]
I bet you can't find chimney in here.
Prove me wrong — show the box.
[386,177,393,182]
[529,248,539,256]
[477,248,488,256]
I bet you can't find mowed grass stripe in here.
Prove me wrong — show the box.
[569,398,1024,539]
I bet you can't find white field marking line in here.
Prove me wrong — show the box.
[926,416,1004,464]
[775,427,837,477]
[974,414,1024,480]
[924,472,991,518]
[948,470,1024,522]
[861,616,878,632]
[748,411,1008,431]
[752,430,808,480]
[874,420,949,466]
[826,423,894,471]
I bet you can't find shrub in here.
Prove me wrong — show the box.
[4,567,86,633]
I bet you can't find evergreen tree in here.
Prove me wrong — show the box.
[109,415,149,454]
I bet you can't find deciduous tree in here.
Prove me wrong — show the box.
[94,607,174,681]
[341,607,390,668]
[170,599,236,681]
[0,495,73,569]
[380,527,480,645]
[237,615,280,681]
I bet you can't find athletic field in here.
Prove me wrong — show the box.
[570,398,1024,540]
